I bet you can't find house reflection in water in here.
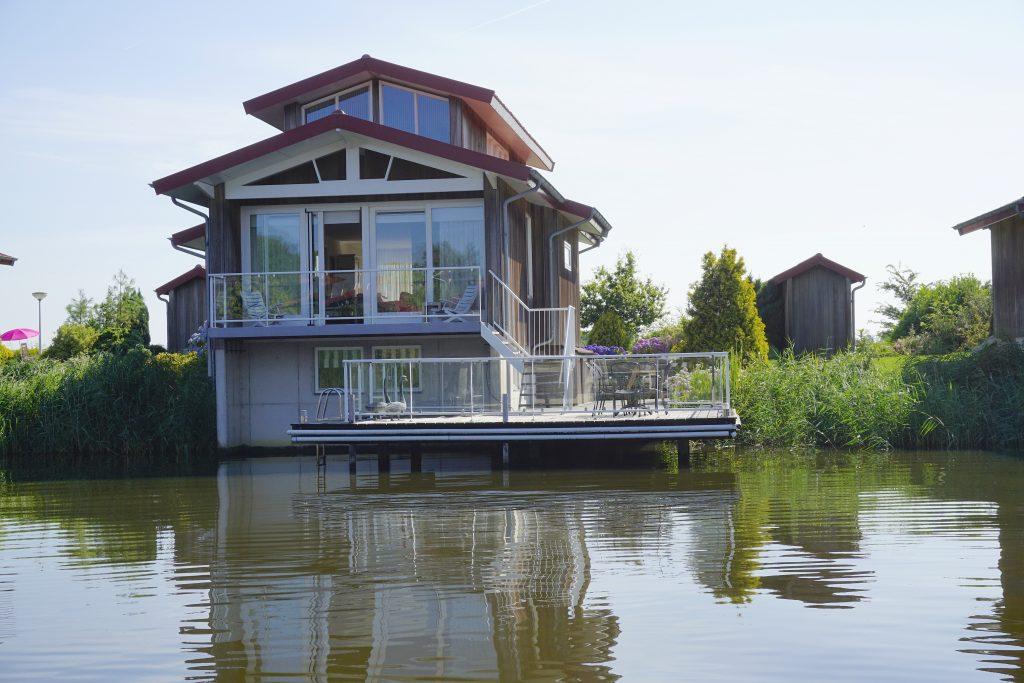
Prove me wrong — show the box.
[197,456,620,680]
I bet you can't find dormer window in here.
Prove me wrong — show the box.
[380,83,450,143]
[303,85,372,124]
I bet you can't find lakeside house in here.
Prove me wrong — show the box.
[151,55,614,447]
[155,265,207,353]
[766,253,866,354]
[953,196,1024,340]
[0,252,15,266]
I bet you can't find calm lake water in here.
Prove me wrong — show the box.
[1,450,1023,681]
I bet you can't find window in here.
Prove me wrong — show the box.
[314,150,347,181]
[380,83,451,143]
[315,347,362,392]
[432,206,485,306]
[563,239,574,275]
[373,346,421,394]
[486,132,510,161]
[303,85,372,124]
[246,161,318,186]
[359,148,463,181]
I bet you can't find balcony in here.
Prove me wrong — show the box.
[207,266,482,338]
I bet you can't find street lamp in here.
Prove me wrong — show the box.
[32,291,46,353]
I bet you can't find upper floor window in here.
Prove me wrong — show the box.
[304,85,372,124]
[380,83,450,143]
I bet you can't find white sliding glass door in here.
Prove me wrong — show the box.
[372,210,427,318]
[245,212,309,321]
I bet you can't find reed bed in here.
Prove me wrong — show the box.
[0,349,215,476]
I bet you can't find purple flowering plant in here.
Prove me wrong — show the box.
[583,344,625,356]
[632,337,670,354]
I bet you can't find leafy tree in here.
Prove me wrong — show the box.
[580,252,668,339]
[874,264,919,336]
[45,323,100,360]
[682,246,768,363]
[587,311,632,350]
[754,281,785,351]
[889,275,991,354]
[65,290,95,325]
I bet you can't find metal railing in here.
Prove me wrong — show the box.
[208,266,481,327]
[488,270,574,356]
[326,352,730,422]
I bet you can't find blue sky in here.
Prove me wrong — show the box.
[1,0,1022,346]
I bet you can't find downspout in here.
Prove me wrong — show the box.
[548,214,591,306]
[170,197,212,374]
[850,280,866,349]
[502,181,540,284]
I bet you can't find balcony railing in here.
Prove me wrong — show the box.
[489,270,574,355]
[322,352,730,422]
[208,266,481,327]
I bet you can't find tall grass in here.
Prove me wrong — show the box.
[0,349,216,476]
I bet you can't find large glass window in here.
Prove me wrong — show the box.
[304,86,372,125]
[432,206,484,306]
[380,83,450,143]
[248,213,303,316]
[373,346,421,394]
[315,347,362,392]
[375,211,427,314]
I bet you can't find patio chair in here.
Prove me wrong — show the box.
[442,283,479,322]
[240,290,282,326]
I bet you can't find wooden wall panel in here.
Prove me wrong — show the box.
[283,103,301,131]
[783,266,852,354]
[166,277,207,352]
[991,218,1024,338]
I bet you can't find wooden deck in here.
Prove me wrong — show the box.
[288,408,740,444]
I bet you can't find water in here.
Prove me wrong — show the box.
[1,450,1023,681]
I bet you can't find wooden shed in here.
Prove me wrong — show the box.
[0,252,15,266]
[156,265,207,352]
[953,196,1024,339]
[767,253,866,354]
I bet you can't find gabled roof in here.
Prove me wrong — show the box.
[151,111,531,199]
[155,265,206,296]
[0,252,15,266]
[170,223,205,251]
[242,54,554,170]
[768,253,865,285]
[952,195,1024,235]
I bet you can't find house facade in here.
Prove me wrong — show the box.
[155,264,207,353]
[152,56,611,447]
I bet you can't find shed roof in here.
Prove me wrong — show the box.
[242,54,553,170]
[952,196,1024,235]
[0,252,15,266]
[170,223,205,251]
[155,265,206,296]
[768,253,865,285]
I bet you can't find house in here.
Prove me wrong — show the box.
[155,265,207,352]
[953,196,1024,339]
[766,253,866,354]
[0,252,15,266]
[151,55,614,447]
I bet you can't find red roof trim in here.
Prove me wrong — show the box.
[170,223,205,246]
[769,253,865,285]
[156,265,206,296]
[151,111,531,196]
[243,55,495,117]
[952,196,1024,235]
[0,252,15,266]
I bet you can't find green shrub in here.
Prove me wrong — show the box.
[587,311,632,349]
[45,323,100,360]
[889,275,991,354]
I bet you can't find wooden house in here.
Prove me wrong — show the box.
[767,253,866,354]
[155,265,207,352]
[0,252,15,266]
[953,196,1024,339]
[150,55,615,446]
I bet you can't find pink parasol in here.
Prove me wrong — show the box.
[1,328,39,342]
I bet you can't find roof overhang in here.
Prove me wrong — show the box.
[155,265,206,297]
[768,253,865,285]
[497,170,611,249]
[170,224,205,252]
[953,196,1024,235]
[241,55,554,171]
[0,252,15,266]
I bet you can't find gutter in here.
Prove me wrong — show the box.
[170,197,212,374]
[548,215,591,306]
[850,280,866,349]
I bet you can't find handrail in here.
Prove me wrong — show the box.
[488,270,573,356]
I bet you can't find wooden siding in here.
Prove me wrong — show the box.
[991,217,1024,338]
[782,266,853,354]
[283,103,301,130]
[208,184,242,274]
[166,277,207,352]
[461,104,488,155]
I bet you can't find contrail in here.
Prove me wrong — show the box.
[464,0,554,32]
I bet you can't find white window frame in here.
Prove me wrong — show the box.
[378,81,450,141]
[371,345,422,395]
[563,238,574,276]
[302,82,373,124]
[314,346,363,393]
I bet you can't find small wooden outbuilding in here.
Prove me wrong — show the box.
[0,252,15,266]
[767,253,866,354]
[156,265,207,352]
[953,196,1024,339]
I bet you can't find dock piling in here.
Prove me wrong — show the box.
[677,439,691,469]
